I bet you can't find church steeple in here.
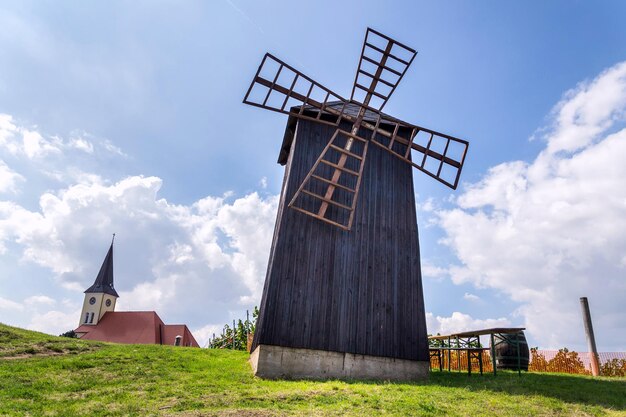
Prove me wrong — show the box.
[84,235,119,297]
[79,235,119,326]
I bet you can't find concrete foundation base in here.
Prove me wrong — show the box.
[250,344,429,381]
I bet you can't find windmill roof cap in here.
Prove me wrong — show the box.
[278,101,397,165]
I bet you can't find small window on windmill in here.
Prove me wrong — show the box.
[175,335,182,346]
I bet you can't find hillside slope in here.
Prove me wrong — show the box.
[0,323,624,416]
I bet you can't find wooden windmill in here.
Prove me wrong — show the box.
[244,28,469,380]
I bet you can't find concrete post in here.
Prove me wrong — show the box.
[580,297,600,376]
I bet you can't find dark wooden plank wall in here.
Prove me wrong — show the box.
[253,118,429,362]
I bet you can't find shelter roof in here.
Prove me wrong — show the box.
[428,327,526,340]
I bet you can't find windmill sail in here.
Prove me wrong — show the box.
[350,28,417,111]
[288,128,369,230]
[366,115,468,190]
[243,53,350,127]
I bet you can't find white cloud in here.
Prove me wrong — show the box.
[426,311,510,336]
[24,295,56,306]
[0,161,25,193]
[0,296,24,311]
[68,137,94,154]
[544,62,626,155]
[463,292,480,302]
[0,114,61,159]
[0,201,56,261]
[0,114,281,336]
[421,261,448,280]
[0,113,126,177]
[213,192,278,302]
[27,309,81,336]
[417,196,436,212]
[437,61,626,350]
[0,113,23,155]
[22,129,60,158]
[101,140,127,157]
[0,172,278,334]
[192,323,224,348]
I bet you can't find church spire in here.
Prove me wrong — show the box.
[85,236,119,297]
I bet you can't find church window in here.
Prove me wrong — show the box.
[105,299,112,307]
[84,313,90,323]
[89,312,95,323]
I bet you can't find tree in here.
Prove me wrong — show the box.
[209,307,258,350]
[600,358,626,377]
[546,348,589,375]
[59,330,77,338]
[529,347,548,372]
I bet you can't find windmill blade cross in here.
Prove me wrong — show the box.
[242,28,469,230]
[310,28,416,224]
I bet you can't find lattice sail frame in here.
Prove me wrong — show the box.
[243,28,469,231]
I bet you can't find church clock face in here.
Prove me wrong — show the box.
[105,299,111,307]
[89,297,96,305]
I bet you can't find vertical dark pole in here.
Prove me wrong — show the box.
[490,333,497,376]
[447,337,451,372]
[478,336,483,375]
[439,349,442,372]
[580,297,600,376]
[516,332,521,376]
[246,310,250,350]
[456,336,460,373]
[233,319,236,350]
[467,343,471,376]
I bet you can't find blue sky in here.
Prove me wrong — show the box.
[1,1,625,351]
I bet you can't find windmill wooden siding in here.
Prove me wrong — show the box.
[252,115,429,362]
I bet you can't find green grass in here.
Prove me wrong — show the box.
[1,323,624,416]
[0,323,102,358]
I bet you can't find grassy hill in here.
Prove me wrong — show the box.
[0,323,624,416]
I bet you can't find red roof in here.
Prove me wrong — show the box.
[75,311,199,347]
[162,324,199,347]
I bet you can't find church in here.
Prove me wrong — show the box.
[74,239,199,347]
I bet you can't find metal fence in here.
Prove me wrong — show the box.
[529,349,626,376]
[429,349,626,376]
